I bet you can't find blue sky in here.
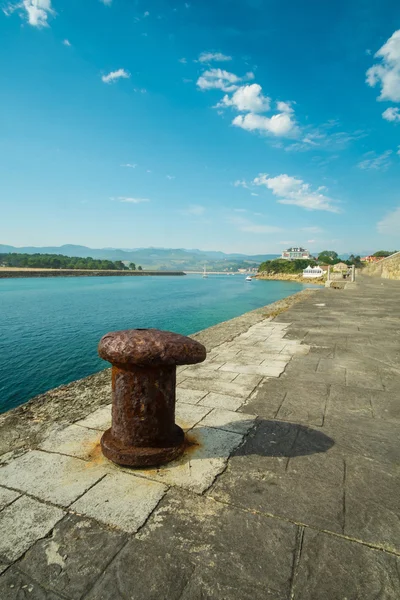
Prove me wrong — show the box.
[1,0,400,255]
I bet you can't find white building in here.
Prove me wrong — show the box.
[303,265,324,278]
[281,247,310,260]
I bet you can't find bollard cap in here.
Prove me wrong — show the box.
[98,328,206,368]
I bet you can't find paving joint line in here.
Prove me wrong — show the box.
[205,494,400,557]
[289,525,305,600]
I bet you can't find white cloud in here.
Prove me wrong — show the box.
[121,163,137,168]
[63,39,71,47]
[114,197,149,204]
[377,206,400,234]
[186,205,205,216]
[196,69,254,93]
[302,226,323,233]
[166,175,175,180]
[179,58,187,64]
[366,29,400,102]
[233,179,249,188]
[4,0,54,27]
[382,107,400,122]
[357,150,392,171]
[276,101,294,113]
[101,69,130,84]
[234,208,247,212]
[251,192,259,196]
[217,84,271,113]
[100,0,112,4]
[233,112,298,137]
[197,69,241,93]
[229,215,282,234]
[254,173,340,212]
[198,52,232,63]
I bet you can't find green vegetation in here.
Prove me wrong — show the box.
[259,252,365,274]
[258,259,317,273]
[0,253,129,271]
[372,250,397,258]
[347,254,363,268]
[317,250,339,264]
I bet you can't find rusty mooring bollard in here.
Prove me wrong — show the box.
[98,329,206,467]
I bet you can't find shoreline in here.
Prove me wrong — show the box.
[0,287,317,454]
[256,273,325,285]
[0,268,185,279]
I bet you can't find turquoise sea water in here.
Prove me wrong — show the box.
[0,275,314,412]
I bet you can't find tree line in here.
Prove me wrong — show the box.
[0,253,143,271]
[258,249,398,274]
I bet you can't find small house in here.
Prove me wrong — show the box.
[303,265,324,278]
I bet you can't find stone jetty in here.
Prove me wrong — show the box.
[0,276,399,599]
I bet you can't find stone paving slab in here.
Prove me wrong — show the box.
[0,485,20,510]
[0,450,106,507]
[71,473,167,533]
[0,568,66,599]
[17,514,127,599]
[198,391,244,411]
[0,495,64,564]
[199,407,257,435]
[293,529,400,600]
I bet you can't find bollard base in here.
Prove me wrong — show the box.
[100,426,185,468]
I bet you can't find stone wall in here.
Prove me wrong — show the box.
[363,252,400,280]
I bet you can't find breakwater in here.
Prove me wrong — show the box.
[0,269,185,279]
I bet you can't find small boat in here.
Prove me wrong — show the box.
[202,265,208,279]
[245,275,252,281]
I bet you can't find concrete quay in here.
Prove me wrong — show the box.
[0,277,399,599]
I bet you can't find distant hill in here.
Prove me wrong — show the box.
[0,244,279,271]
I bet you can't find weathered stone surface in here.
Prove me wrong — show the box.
[219,362,285,377]
[181,368,238,382]
[178,377,254,399]
[0,451,106,507]
[198,408,257,435]
[198,392,244,411]
[210,420,341,532]
[137,426,244,493]
[326,384,374,419]
[71,473,167,533]
[176,388,208,405]
[112,489,298,600]
[85,539,194,600]
[74,404,112,430]
[293,529,400,600]
[0,496,64,563]
[18,514,127,599]
[175,403,211,430]
[0,485,20,510]
[39,424,102,460]
[321,414,400,465]
[344,455,400,552]
[0,568,65,599]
